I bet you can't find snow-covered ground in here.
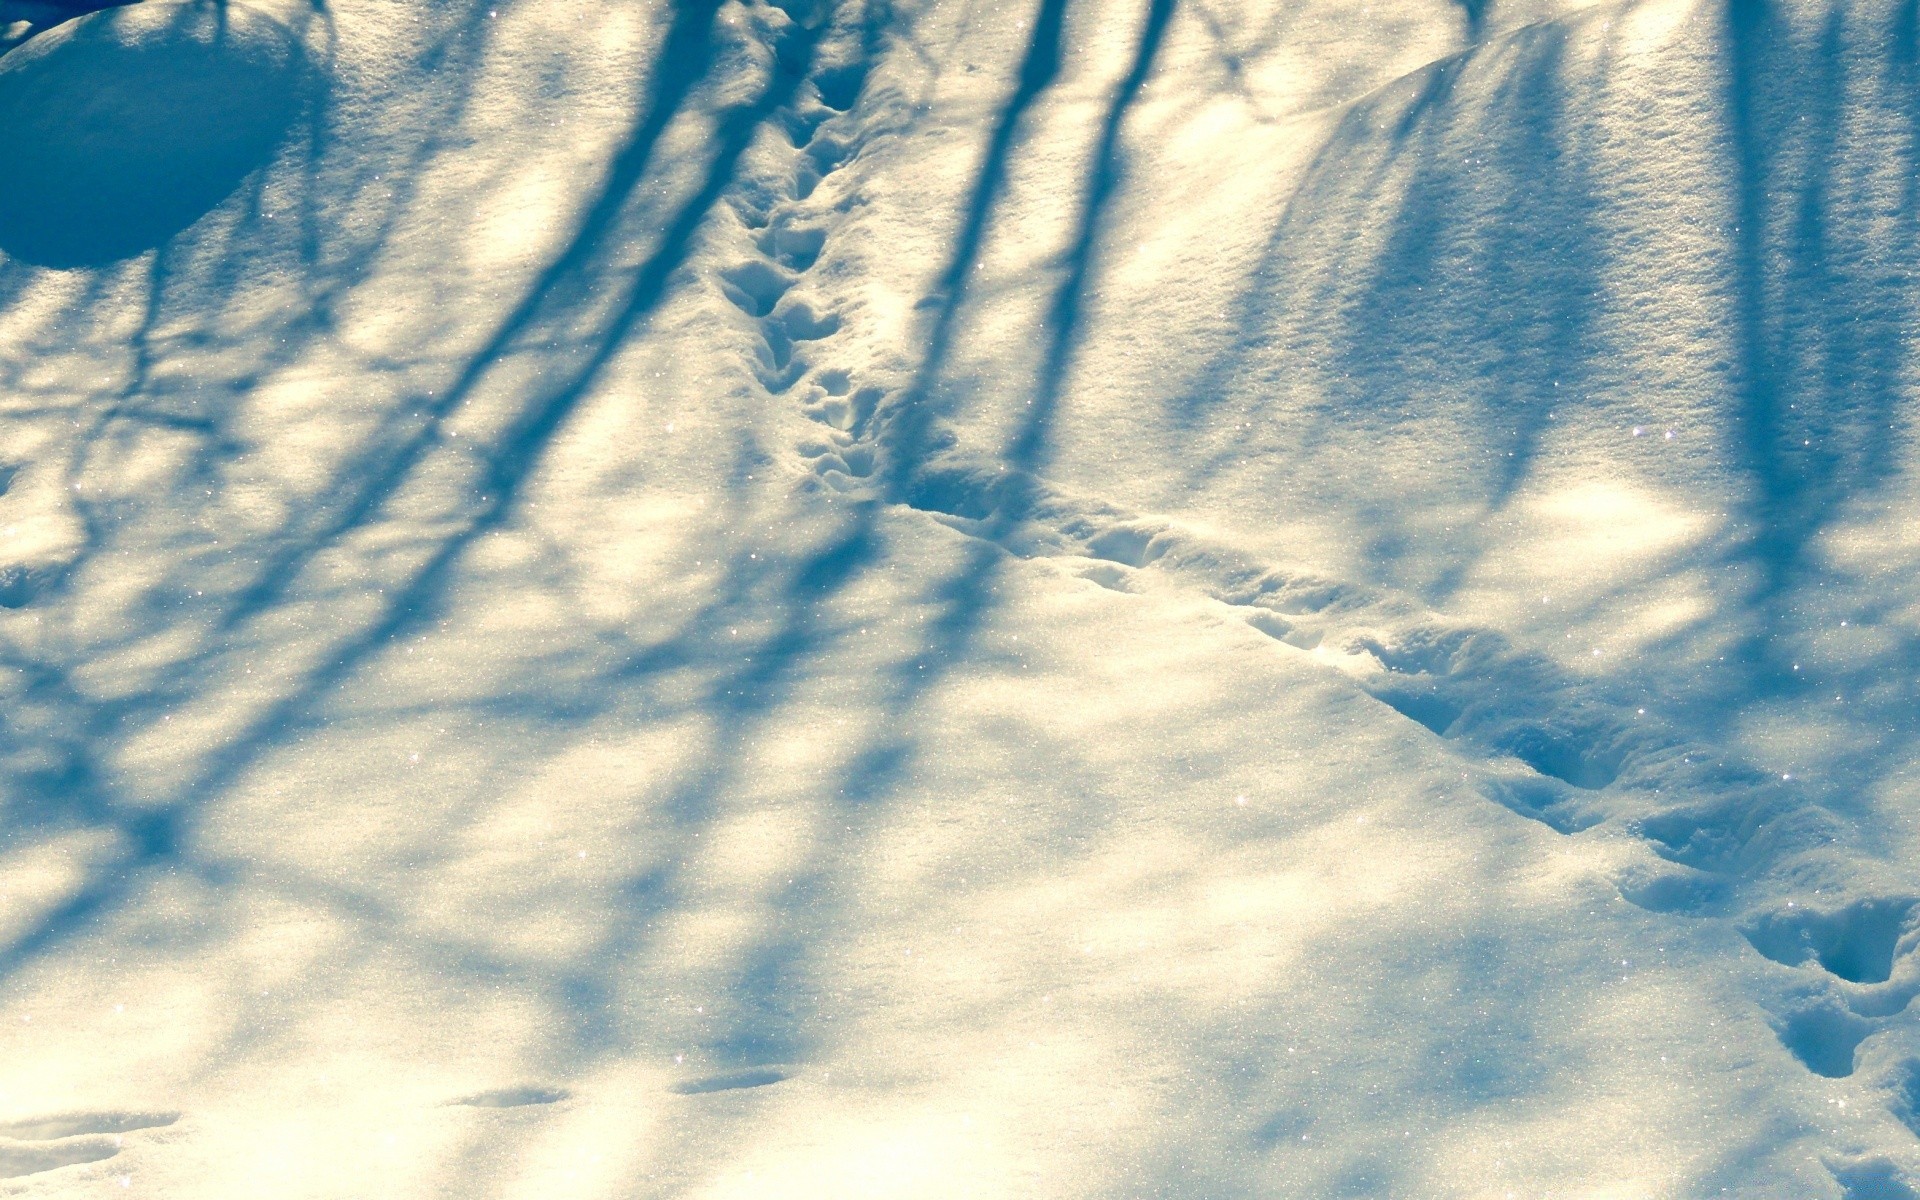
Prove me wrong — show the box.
[1,0,1918,1194]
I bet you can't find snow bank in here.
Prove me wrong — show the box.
[0,0,317,266]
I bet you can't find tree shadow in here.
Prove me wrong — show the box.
[0,7,1033,1189]
[1158,18,1605,603]
[6,0,1920,1192]
[1003,0,1177,481]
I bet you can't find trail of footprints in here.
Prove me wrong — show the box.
[450,1069,786,1109]
[715,7,884,491]
[710,0,1920,1186]
[0,1074,787,1181]
[968,470,1920,1175]
[919,482,1920,1188]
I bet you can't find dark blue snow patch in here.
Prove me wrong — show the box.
[11,0,135,15]
[1743,898,1917,985]
[0,564,45,609]
[1773,997,1873,1078]
[0,1,137,55]
[1830,1158,1920,1200]
[668,1068,788,1095]
[1892,1059,1920,1139]
[0,0,319,268]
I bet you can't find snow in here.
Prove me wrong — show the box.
[0,0,316,266]
[0,0,1916,1195]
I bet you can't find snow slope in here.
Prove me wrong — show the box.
[0,0,1917,1195]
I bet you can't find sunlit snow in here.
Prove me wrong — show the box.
[0,0,1917,1195]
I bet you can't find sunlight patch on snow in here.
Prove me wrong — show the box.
[1512,481,1709,570]
[545,496,713,627]
[0,828,121,948]
[1614,0,1703,56]
[470,169,577,274]
[0,460,85,578]
[483,1078,660,1200]
[1457,478,1720,661]
[0,0,1915,1192]
[1818,495,1920,633]
[703,806,817,892]
[694,1103,1021,1200]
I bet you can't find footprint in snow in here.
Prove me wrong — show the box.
[0,1110,177,1179]
[449,1086,569,1109]
[669,1067,787,1095]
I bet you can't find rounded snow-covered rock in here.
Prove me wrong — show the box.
[0,0,316,267]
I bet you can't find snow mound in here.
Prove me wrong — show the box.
[0,0,315,267]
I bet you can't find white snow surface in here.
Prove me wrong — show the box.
[0,0,1917,1195]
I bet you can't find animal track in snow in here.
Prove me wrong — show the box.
[0,1111,177,1140]
[713,17,880,493]
[1831,1157,1920,1200]
[1244,608,1320,650]
[1479,775,1599,836]
[812,59,868,112]
[716,30,862,404]
[902,462,1644,812]
[1075,560,1134,593]
[1775,998,1876,1078]
[775,301,841,342]
[719,260,794,318]
[450,1086,569,1108]
[840,452,1920,1113]
[803,375,883,436]
[0,1137,121,1179]
[1744,898,1917,986]
[714,0,1920,1161]
[758,221,827,271]
[0,1110,176,1179]
[669,1067,787,1095]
